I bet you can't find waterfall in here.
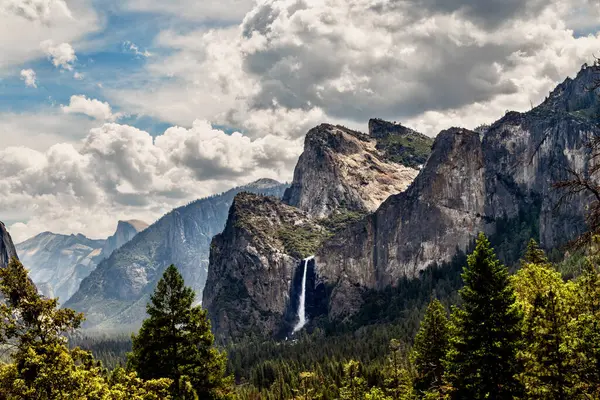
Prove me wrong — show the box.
[293,256,314,333]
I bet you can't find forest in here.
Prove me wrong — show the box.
[1,229,600,399]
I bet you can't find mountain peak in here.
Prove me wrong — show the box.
[117,219,149,233]
[246,178,283,189]
[283,122,420,218]
[540,62,600,117]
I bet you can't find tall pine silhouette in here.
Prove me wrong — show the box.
[128,265,232,399]
[412,299,449,396]
[446,233,523,399]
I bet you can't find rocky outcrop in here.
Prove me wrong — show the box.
[315,64,600,319]
[203,192,327,342]
[99,220,148,261]
[368,119,434,168]
[0,221,18,268]
[17,232,105,301]
[282,124,423,218]
[316,128,487,319]
[65,179,288,331]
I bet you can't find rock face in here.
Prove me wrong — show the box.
[282,124,424,218]
[99,220,148,261]
[65,179,288,331]
[17,233,105,301]
[16,220,147,303]
[316,128,488,319]
[203,192,326,342]
[315,64,600,319]
[0,221,18,269]
[205,64,600,340]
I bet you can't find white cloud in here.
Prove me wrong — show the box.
[110,0,600,137]
[123,41,152,57]
[73,71,84,80]
[1,121,301,242]
[121,0,256,22]
[61,95,122,121]
[0,110,99,151]
[0,0,98,75]
[19,68,37,87]
[41,40,76,70]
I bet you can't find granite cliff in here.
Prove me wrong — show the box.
[0,221,18,269]
[205,65,600,340]
[205,121,432,341]
[282,123,429,218]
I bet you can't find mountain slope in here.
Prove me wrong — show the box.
[65,179,289,331]
[17,220,148,302]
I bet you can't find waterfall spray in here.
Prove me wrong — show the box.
[293,256,314,333]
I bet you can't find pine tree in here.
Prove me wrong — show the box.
[445,233,524,399]
[512,248,578,398]
[0,258,171,399]
[412,299,449,396]
[521,239,549,266]
[128,265,232,399]
[573,260,600,397]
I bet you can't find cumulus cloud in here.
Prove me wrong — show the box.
[41,40,76,70]
[61,95,122,121]
[73,71,84,80]
[1,121,301,242]
[0,0,97,74]
[110,0,600,137]
[0,0,72,22]
[19,68,37,87]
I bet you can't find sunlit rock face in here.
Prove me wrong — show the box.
[282,123,427,218]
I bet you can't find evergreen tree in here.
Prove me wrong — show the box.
[128,265,232,399]
[521,239,550,266]
[573,260,600,397]
[0,258,171,399]
[512,251,578,399]
[411,299,449,396]
[445,233,524,399]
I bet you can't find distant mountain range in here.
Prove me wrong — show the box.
[16,220,149,303]
[64,179,289,331]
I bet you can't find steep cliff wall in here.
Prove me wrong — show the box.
[0,221,18,269]
[282,123,422,218]
[203,192,328,342]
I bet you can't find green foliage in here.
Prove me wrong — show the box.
[277,226,332,259]
[319,209,369,234]
[412,299,449,396]
[128,264,233,399]
[445,233,524,399]
[0,258,171,399]
[375,130,434,168]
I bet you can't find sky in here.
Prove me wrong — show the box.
[1,0,600,242]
